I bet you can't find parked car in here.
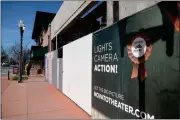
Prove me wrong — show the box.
[2,62,10,66]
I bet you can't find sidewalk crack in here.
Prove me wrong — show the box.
[2,113,27,118]
[28,109,66,116]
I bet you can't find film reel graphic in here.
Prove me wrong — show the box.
[127,33,152,80]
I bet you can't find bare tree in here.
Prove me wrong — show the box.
[1,46,9,62]
[8,42,20,63]
[8,42,31,65]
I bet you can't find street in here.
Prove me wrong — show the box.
[1,66,13,76]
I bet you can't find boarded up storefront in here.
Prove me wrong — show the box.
[92,2,180,119]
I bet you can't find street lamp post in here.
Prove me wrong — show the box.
[18,20,25,83]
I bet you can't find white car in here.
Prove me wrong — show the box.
[2,62,10,66]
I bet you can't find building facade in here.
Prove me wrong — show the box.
[31,11,55,74]
[31,1,180,119]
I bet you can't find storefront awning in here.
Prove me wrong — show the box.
[32,11,55,40]
[30,46,48,60]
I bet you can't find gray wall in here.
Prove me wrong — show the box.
[106,1,160,27]
[118,1,160,20]
[51,58,57,87]
[48,50,63,92]
[50,1,93,39]
[51,58,63,91]
[57,58,63,91]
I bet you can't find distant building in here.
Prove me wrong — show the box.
[30,11,56,74]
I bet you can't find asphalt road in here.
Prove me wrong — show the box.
[1,66,13,76]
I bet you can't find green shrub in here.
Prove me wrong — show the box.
[12,76,19,80]
[23,70,26,75]
[12,75,28,81]
[22,75,28,80]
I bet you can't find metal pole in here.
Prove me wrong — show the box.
[18,30,23,83]
[8,70,10,80]
[19,52,20,80]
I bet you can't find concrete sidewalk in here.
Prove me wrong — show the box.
[1,69,91,119]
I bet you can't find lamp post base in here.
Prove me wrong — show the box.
[18,80,23,83]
